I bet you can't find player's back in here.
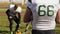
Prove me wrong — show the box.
[28,0,60,30]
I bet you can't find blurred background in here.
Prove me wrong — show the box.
[0,0,60,34]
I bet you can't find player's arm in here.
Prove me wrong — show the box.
[6,10,13,19]
[55,9,60,24]
[16,12,21,19]
[24,7,32,31]
[24,7,32,22]
[16,12,21,20]
[16,6,22,22]
[6,9,9,16]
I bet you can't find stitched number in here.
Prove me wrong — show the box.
[38,5,54,16]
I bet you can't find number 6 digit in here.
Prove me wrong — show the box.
[47,5,54,16]
[38,5,46,16]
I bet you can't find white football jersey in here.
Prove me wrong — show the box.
[9,4,15,11]
[9,4,22,13]
[16,6,22,13]
[27,0,60,30]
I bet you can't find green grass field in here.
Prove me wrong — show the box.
[0,3,60,34]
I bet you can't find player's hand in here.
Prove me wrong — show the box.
[9,16,12,18]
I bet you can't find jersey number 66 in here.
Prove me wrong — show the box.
[38,5,54,16]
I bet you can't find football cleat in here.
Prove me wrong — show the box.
[16,30,22,34]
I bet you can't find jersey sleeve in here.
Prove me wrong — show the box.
[27,1,32,9]
[58,4,60,10]
[16,6,22,13]
[57,1,60,10]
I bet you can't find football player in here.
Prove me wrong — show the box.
[6,3,22,34]
[24,0,60,34]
